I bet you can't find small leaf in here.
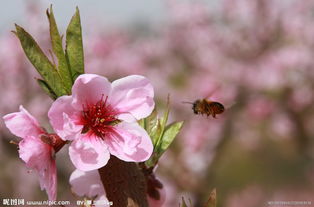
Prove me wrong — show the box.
[138,119,145,128]
[156,121,183,156]
[143,96,184,167]
[205,188,216,207]
[150,119,162,146]
[144,109,158,135]
[145,120,183,167]
[144,97,184,167]
[145,152,157,167]
[139,109,158,134]
[154,95,170,149]
[65,7,84,80]
[36,79,57,100]
[14,24,66,96]
[47,5,72,93]
[160,96,170,128]
[145,119,163,167]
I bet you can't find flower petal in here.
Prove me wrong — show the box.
[3,105,44,138]
[48,96,82,141]
[72,74,112,107]
[69,135,110,171]
[110,75,154,120]
[116,112,137,123]
[39,158,57,201]
[106,122,153,162]
[19,136,57,200]
[69,169,105,199]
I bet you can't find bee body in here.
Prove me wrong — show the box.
[192,99,225,118]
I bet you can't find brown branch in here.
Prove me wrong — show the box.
[98,155,149,207]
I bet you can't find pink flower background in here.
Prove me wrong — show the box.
[1,1,314,206]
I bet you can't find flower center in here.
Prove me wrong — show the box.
[81,95,119,138]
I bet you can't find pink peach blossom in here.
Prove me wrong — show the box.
[48,74,154,171]
[70,169,108,205]
[3,106,57,200]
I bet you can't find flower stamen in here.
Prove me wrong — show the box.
[81,95,120,138]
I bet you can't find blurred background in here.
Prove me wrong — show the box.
[1,0,314,206]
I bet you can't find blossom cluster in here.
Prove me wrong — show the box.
[3,73,155,201]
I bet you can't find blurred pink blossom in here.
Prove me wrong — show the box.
[225,185,265,207]
[247,97,276,120]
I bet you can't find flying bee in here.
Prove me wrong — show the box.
[183,99,225,118]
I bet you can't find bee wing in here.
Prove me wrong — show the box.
[203,85,222,100]
[225,101,237,110]
[182,101,194,104]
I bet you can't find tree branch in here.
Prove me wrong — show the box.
[98,156,149,207]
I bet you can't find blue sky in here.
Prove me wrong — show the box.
[0,0,165,31]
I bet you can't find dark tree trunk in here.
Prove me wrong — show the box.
[98,155,149,207]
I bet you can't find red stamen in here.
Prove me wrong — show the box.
[81,95,119,138]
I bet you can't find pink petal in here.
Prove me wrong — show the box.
[116,112,137,123]
[3,105,44,138]
[110,75,154,120]
[39,158,57,201]
[19,136,57,200]
[48,96,82,141]
[72,74,112,108]
[69,135,110,171]
[69,169,105,198]
[106,122,153,162]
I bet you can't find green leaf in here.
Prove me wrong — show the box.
[65,7,84,80]
[143,96,184,167]
[160,98,170,128]
[14,24,67,96]
[138,119,145,128]
[144,118,163,167]
[36,79,57,100]
[150,119,162,147]
[145,118,183,167]
[204,189,216,207]
[47,5,72,93]
[139,108,159,145]
[144,109,158,135]
[154,100,170,150]
[156,121,183,156]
